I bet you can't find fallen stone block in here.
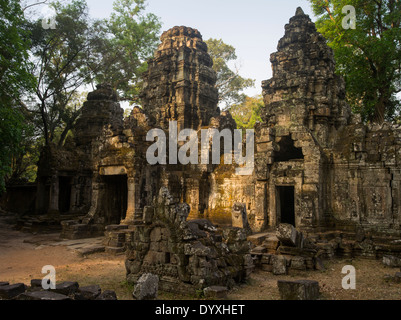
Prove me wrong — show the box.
[29,279,45,292]
[276,224,299,247]
[75,285,102,300]
[133,273,159,300]
[52,281,79,296]
[277,280,320,300]
[251,246,267,254]
[263,236,280,253]
[272,255,287,275]
[383,255,401,268]
[96,290,118,300]
[30,279,43,289]
[247,233,269,246]
[203,286,228,299]
[0,283,26,299]
[290,256,306,271]
[18,291,70,301]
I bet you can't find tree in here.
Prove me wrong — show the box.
[0,0,36,191]
[24,0,161,148]
[205,38,255,109]
[26,0,99,146]
[91,0,161,103]
[309,0,401,123]
[228,95,264,130]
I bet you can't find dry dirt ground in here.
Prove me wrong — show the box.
[1,211,401,300]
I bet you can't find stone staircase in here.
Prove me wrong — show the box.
[103,225,136,255]
[16,214,84,234]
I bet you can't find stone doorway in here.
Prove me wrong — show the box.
[102,175,128,225]
[277,186,295,226]
[58,176,72,213]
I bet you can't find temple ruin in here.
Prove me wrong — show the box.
[3,7,401,293]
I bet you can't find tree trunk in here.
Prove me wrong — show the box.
[373,101,386,124]
[40,100,49,146]
[372,86,391,124]
[58,125,71,148]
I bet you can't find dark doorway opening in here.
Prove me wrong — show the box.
[277,186,295,226]
[59,176,72,213]
[275,136,304,162]
[103,175,128,225]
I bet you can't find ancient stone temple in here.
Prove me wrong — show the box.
[253,7,401,236]
[33,26,247,239]
[26,9,401,246]
[3,6,401,293]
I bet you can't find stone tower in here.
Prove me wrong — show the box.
[74,84,124,147]
[140,26,220,131]
[262,7,351,148]
[255,8,351,231]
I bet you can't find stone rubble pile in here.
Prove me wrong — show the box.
[125,188,254,295]
[250,223,401,274]
[0,280,117,300]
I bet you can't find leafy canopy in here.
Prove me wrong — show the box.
[309,0,401,123]
[0,0,36,191]
[228,95,264,130]
[93,0,162,103]
[205,38,255,109]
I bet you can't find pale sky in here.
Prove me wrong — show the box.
[27,0,316,99]
[85,0,315,98]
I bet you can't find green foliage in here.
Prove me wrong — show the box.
[0,0,36,100]
[23,0,161,149]
[26,0,96,146]
[93,0,161,103]
[0,0,36,191]
[0,106,25,191]
[205,38,255,109]
[228,95,264,130]
[309,0,401,123]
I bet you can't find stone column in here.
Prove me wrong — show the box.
[85,173,102,223]
[124,174,142,224]
[254,181,268,232]
[124,177,136,223]
[48,174,59,214]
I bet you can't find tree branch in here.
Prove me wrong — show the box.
[22,0,49,12]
